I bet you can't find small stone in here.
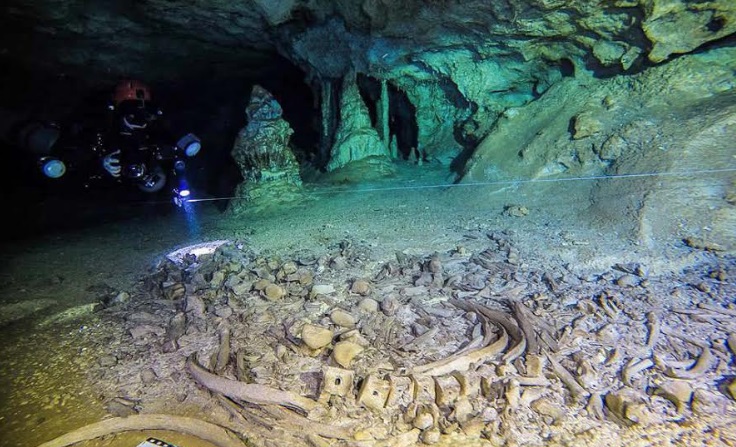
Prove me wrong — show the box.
[98,355,117,367]
[140,368,157,384]
[281,261,298,275]
[330,309,357,328]
[231,281,252,296]
[357,298,379,313]
[420,428,441,444]
[350,279,371,296]
[215,306,233,318]
[210,271,226,288]
[572,112,602,139]
[264,283,286,301]
[253,278,271,290]
[301,324,333,350]
[412,409,434,430]
[727,379,736,401]
[616,274,639,287]
[381,295,400,316]
[654,381,693,412]
[332,341,363,368]
[310,284,335,298]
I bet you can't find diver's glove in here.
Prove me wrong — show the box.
[103,150,121,177]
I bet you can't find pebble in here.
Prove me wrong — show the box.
[98,355,118,367]
[330,309,357,328]
[264,284,286,301]
[357,298,379,313]
[332,341,363,368]
[301,324,333,350]
[350,279,371,296]
[140,368,157,384]
[311,284,335,296]
[616,274,639,287]
[381,296,400,316]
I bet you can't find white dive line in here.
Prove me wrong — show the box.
[185,167,736,203]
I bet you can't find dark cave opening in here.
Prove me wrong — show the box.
[388,83,419,160]
[357,73,381,128]
[0,54,319,235]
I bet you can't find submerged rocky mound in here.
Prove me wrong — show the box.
[38,235,736,447]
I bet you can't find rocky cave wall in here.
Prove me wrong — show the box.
[4,0,735,164]
[1,0,735,248]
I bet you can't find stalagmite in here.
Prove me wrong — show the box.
[380,79,390,151]
[321,79,333,163]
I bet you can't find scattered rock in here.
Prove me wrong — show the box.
[350,279,371,296]
[727,379,736,401]
[301,324,333,350]
[381,295,400,316]
[654,380,693,412]
[572,112,603,139]
[264,283,286,300]
[357,298,379,313]
[311,284,335,298]
[332,341,363,368]
[98,355,118,368]
[330,309,357,328]
[140,368,158,385]
[504,205,529,217]
[616,274,639,287]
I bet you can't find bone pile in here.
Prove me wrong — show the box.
[48,234,736,447]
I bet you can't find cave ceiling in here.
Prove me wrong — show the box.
[2,0,734,86]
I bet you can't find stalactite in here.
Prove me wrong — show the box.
[320,80,333,164]
[380,79,390,153]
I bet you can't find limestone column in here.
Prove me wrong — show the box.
[378,79,390,153]
[320,80,333,164]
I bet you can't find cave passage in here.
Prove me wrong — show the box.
[388,83,419,161]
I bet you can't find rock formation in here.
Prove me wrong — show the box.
[326,73,389,171]
[229,85,303,212]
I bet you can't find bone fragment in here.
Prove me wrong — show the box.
[386,375,414,408]
[546,353,590,399]
[434,375,461,407]
[258,404,354,440]
[403,326,439,349]
[215,327,231,373]
[665,347,716,379]
[357,375,390,411]
[660,326,710,349]
[654,381,693,413]
[622,358,654,386]
[187,356,321,415]
[727,333,736,356]
[645,312,660,351]
[698,303,736,317]
[587,393,605,420]
[319,366,354,403]
[36,414,244,447]
[410,326,508,376]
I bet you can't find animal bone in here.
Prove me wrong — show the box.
[546,353,590,399]
[187,355,321,416]
[665,347,716,379]
[357,375,391,411]
[36,414,245,447]
[319,366,354,403]
[622,358,654,386]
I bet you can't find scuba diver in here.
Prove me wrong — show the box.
[23,79,201,205]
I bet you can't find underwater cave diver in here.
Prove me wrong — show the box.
[102,80,163,179]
